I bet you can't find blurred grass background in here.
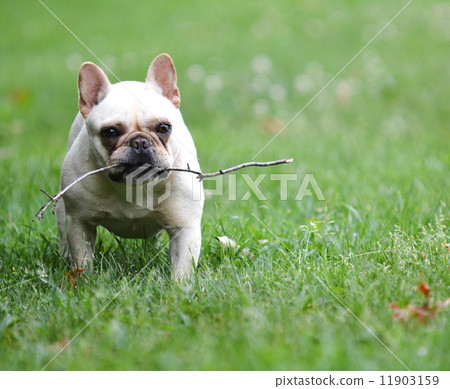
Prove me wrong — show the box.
[0,0,449,370]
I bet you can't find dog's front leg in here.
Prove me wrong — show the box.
[56,199,69,257]
[66,218,97,271]
[168,223,202,280]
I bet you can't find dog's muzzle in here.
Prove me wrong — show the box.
[107,136,171,182]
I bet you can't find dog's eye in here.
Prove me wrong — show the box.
[157,123,172,135]
[102,128,120,138]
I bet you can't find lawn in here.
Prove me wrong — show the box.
[0,0,449,370]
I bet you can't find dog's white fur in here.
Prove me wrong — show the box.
[57,54,204,279]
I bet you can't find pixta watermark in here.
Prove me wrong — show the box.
[125,164,325,210]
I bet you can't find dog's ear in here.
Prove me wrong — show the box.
[146,53,180,108]
[78,62,111,118]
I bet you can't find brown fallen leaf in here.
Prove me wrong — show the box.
[259,117,286,134]
[9,87,32,105]
[436,298,450,310]
[390,280,450,324]
[216,236,255,259]
[49,337,70,352]
[389,303,435,323]
[60,267,86,289]
[389,303,409,323]
[417,281,430,297]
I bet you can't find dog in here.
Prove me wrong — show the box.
[56,53,204,279]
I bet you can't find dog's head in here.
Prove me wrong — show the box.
[78,54,182,182]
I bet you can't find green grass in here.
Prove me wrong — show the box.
[0,0,449,370]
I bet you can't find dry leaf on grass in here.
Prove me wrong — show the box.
[417,281,430,297]
[9,87,32,105]
[216,236,255,259]
[259,117,286,134]
[49,338,70,352]
[59,267,86,289]
[389,280,450,324]
[390,302,438,323]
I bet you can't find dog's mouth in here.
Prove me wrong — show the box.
[108,164,170,183]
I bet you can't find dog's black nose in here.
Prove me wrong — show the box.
[130,137,150,152]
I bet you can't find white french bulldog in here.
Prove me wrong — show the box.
[57,53,204,279]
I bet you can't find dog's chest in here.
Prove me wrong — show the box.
[96,204,164,239]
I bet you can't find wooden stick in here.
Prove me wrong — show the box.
[33,158,293,221]
[167,158,294,180]
[33,164,120,221]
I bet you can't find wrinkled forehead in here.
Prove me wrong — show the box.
[94,81,176,125]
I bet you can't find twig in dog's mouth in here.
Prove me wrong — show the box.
[33,158,293,221]
[33,164,121,221]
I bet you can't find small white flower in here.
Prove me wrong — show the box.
[65,53,83,72]
[205,75,223,92]
[294,74,314,94]
[186,64,205,82]
[417,347,428,357]
[269,83,287,101]
[102,55,116,71]
[335,79,353,105]
[252,54,273,74]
